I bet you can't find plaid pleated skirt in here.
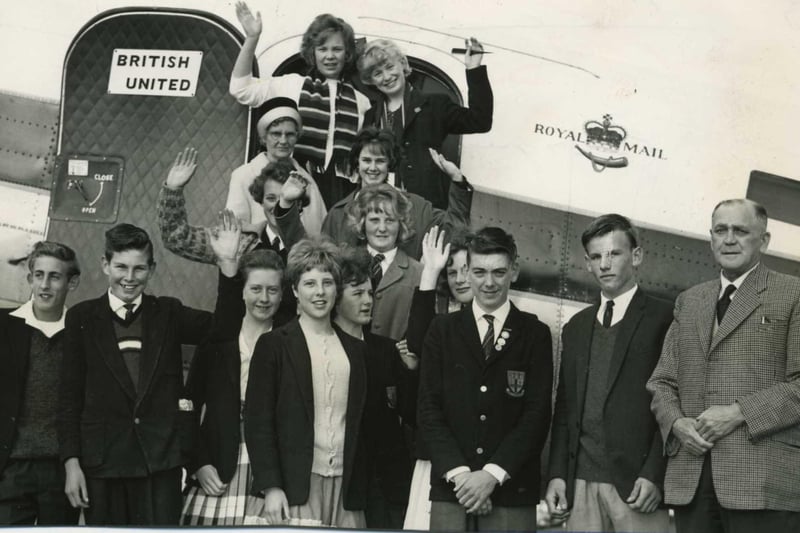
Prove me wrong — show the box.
[181,439,251,526]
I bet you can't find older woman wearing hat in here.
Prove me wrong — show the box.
[225,96,326,235]
[230,2,371,208]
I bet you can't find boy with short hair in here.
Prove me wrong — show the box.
[0,241,81,524]
[59,223,213,525]
[418,226,553,531]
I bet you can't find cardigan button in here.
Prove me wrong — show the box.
[476,447,484,455]
[479,415,486,422]
[134,417,140,425]
[480,385,487,392]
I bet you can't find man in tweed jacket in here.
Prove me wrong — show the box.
[647,199,800,533]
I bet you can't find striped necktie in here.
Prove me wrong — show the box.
[481,314,495,359]
[370,253,385,290]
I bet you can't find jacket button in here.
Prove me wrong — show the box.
[134,418,140,425]
[479,415,487,422]
[480,385,487,392]
[476,447,484,455]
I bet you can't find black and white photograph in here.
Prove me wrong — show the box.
[1,1,798,531]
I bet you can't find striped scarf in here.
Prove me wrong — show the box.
[294,76,359,178]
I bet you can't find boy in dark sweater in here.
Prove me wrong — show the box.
[0,241,81,524]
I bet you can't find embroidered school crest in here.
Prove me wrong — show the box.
[386,385,398,409]
[505,370,526,397]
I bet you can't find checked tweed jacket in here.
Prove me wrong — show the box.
[647,264,800,511]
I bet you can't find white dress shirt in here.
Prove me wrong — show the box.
[596,284,638,327]
[472,299,511,344]
[108,290,142,320]
[445,299,513,485]
[366,245,398,276]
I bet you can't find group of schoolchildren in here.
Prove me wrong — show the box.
[1,1,503,529]
[9,3,793,533]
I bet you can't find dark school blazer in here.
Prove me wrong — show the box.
[244,319,370,510]
[419,303,553,506]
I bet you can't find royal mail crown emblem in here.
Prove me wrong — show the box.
[585,114,626,149]
[575,114,629,172]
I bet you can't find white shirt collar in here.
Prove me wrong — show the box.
[108,289,142,319]
[367,246,398,275]
[9,300,67,338]
[596,284,638,327]
[472,299,511,343]
[718,263,759,299]
[264,225,284,251]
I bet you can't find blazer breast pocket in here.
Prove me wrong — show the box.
[755,315,788,334]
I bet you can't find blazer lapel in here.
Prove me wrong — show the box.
[709,265,767,353]
[485,303,520,366]
[284,320,314,423]
[694,283,719,357]
[402,87,426,132]
[137,295,164,404]
[606,290,647,393]
[225,341,241,391]
[336,325,367,445]
[571,307,596,418]
[458,307,486,366]
[377,250,410,292]
[91,297,136,400]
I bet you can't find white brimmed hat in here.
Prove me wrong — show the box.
[256,97,303,136]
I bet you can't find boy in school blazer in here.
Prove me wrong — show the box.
[418,227,553,532]
[59,223,214,525]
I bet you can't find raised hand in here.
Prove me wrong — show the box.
[396,339,419,370]
[428,148,463,182]
[463,37,484,69]
[210,210,242,276]
[280,172,309,204]
[419,225,450,290]
[166,147,198,189]
[235,1,262,39]
[422,225,450,270]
